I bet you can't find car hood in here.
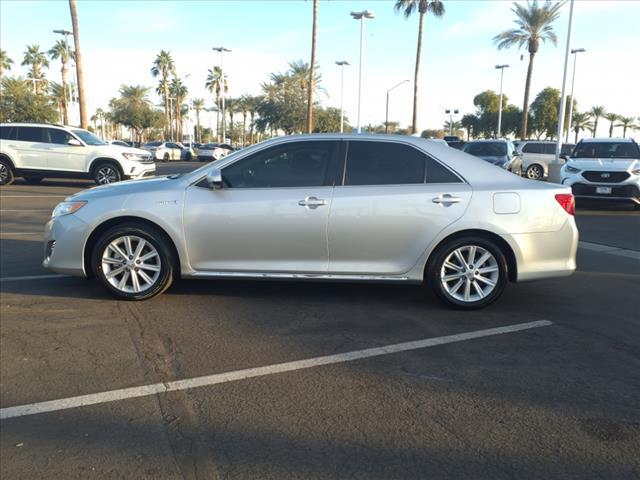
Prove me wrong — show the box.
[567,158,640,171]
[68,176,173,200]
[91,144,151,156]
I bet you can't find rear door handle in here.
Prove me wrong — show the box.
[432,194,462,206]
[298,196,327,209]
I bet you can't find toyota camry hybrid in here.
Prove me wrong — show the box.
[43,134,578,309]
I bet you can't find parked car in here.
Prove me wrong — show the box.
[561,138,640,207]
[517,141,574,180]
[462,139,522,175]
[443,135,461,143]
[196,143,234,162]
[43,134,577,309]
[0,123,155,186]
[141,141,183,161]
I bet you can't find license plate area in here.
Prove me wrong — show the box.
[596,186,612,194]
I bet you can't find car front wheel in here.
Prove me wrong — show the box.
[94,163,122,185]
[0,159,15,186]
[428,236,508,310]
[92,224,174,300]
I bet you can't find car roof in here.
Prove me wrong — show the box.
[0,122,80,129]
[578,137,635,143]
[465,139,509,143]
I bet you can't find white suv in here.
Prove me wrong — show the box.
[561,138,640,207]
[0,123,156,186]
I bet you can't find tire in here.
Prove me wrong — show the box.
[93,162,122,185]
[92,223,174,301]
[525,164,544,181]
[427,236,508,310]
[0,158,15,186]
[163,153,170,162]
[24,176,44,185]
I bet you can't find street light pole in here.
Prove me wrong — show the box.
[385,80,409,133]
[565,48,586,143]
[335,61,350,133]
[444,108,459,135]
[212,46,231,143]
[549,0,575,184]
[351,10,375,134]
[495,64,509,138]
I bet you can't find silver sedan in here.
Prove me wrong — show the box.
[43,134,578,309]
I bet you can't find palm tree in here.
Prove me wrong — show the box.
[616,116,637,138]
[443,119,462,134]
[306,0,319,133]
[225,97,237,144]
[191,98,205,143]
[205,66,227,142]
[69,0,87,127]
[590,105,606,137]
[95,107,105,137]
[571,111,593,143]
[0,49,13,85]
[494,0,563,140]
[169,77,188,141]
[151,50,175,139]
[395,0,445,134]
[49,81,66,123]
[21,45,49,94]
[48,40,74,125]
[603,112,619,138]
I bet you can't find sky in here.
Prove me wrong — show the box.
[1,0,639,140]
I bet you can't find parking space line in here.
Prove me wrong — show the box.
[579,241,640,260]
[0,274,68,282]
[0,320,552,420]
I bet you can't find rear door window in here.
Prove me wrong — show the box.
[16,126,46,143]
[344,141,425,186]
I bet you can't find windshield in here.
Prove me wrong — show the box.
[72,129,107,146]
[465,142,507,157]
[572,142,640,159]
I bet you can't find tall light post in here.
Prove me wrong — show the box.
[444,108,459,135]
[385,79,409,133]
[350,10,375,133]
[335,60,350,133]
[495,64,509,138]
[53,29,73,124]
[565,48,586,143]
[549,0,575,184]
[212,46,231,142]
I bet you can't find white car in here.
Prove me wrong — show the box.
[517,141,574,180]
[561,138,640,207]
[142,141,193,161]
[0,123,155,186]
[196,143,234,162]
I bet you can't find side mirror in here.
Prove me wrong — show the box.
[68,139,83,146]
[560,154,569,162]
[205,168,223,190]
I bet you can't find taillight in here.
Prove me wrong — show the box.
[555,193,575,216]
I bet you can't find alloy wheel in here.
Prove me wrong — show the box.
[96,166,119,184]
[0,164,8,184]
[526,165,543,180]
[440,245,499,303]
[101,235,162,293]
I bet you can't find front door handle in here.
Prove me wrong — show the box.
[432,194,462,206]
[298,196,327,209]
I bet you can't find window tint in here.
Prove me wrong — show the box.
[166,143,178,148]
[47,128,74,145]
[561,144,574,155]
[16,126,46,143]
[345,141,425,186]
[544,144,557,154]
[572,142,640,159]
[426,157,461,183]
[0,126,17,140]
[465,142,507,156]
[223,141,336,188]
[522,143,541,154]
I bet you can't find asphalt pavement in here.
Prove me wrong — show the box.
[1,162,639,479]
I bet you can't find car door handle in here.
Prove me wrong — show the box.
[298,196,327,209]
[432,194,462,206]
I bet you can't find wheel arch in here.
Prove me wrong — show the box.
[89,158,124,177]
[0,152,16,170]
[424,229,518,283]
[83,216,181,279]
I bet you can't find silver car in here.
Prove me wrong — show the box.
[43,134,578,309]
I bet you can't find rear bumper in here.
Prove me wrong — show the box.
[508,218,578,282]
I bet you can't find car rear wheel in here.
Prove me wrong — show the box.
[92,224,174,300]
[94,163,122,185]
[428,236,508,310]
[163,153,170,162]
[0,159,15,186]
[526,164,544,180]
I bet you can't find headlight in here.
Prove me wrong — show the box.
[565,165,581,174]
[122,152,147,161]
[52,201,87,218]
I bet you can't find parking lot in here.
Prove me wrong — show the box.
[1,162,639,479]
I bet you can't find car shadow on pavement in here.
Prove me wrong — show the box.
[9,178,95,189]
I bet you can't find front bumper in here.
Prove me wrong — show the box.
[124,162,156,180]
[43,214,90,277]
[561,173,640,203]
